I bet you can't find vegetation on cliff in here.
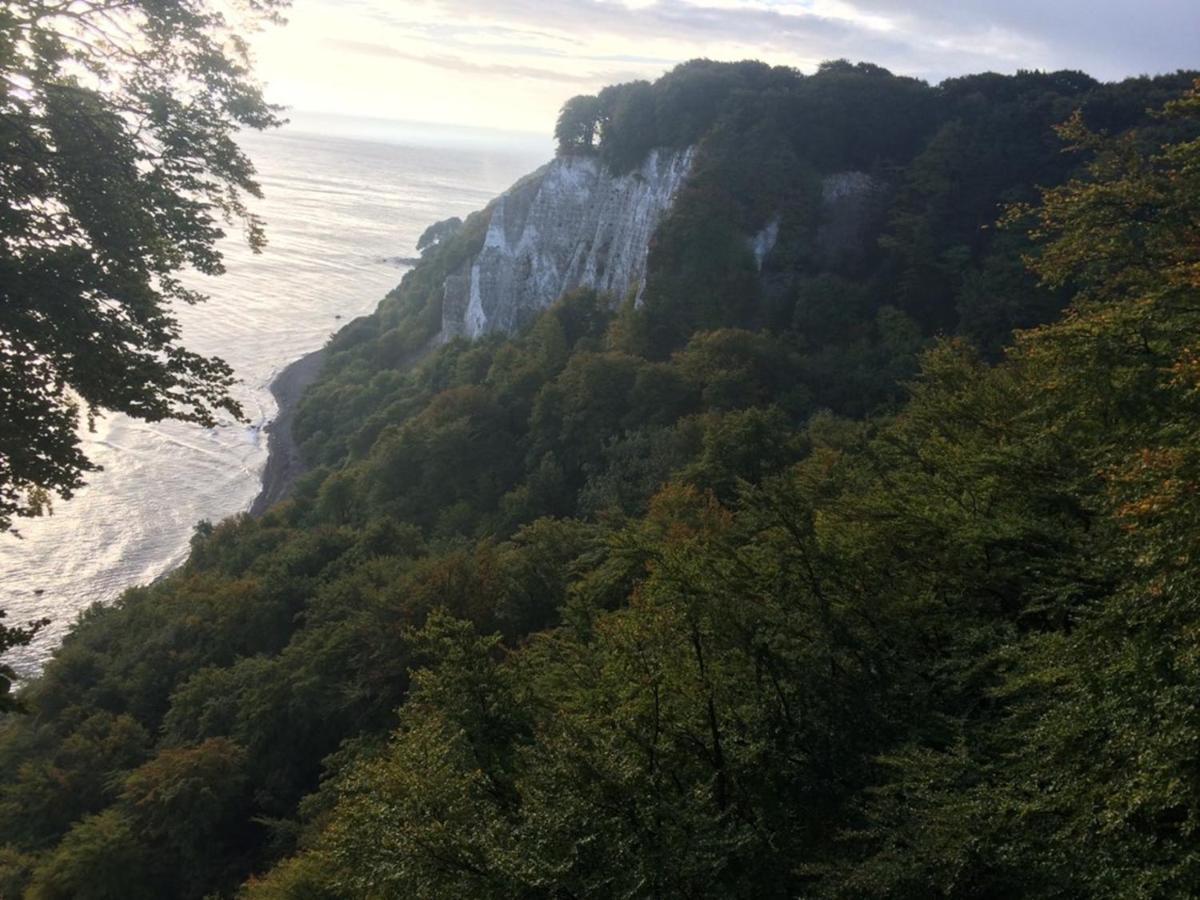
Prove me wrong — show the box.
[2,59,1199,898]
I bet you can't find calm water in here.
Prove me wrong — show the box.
[1,118,548,674]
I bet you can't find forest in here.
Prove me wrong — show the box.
[2,58,1199,898]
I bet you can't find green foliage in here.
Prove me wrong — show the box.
[260,76,1200,898]
[24,809,156,900]
[555,94,604,153]
[550,59,1177,363]
[0,612,48,713]
[416,216,463,253]
[2,63,1199,900]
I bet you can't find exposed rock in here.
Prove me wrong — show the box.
[817,171,889,272]
[749,216,781,271]
[250,349,325,516]
[437,158,884,344]
[257,166,887,516]
[441,270,473,340]
[440,147,695,340]
[822,170,879,205]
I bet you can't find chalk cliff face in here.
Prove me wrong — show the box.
[441,147,696,340]
[438,150,885,340]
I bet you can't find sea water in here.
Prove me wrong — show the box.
[0,115,549,674]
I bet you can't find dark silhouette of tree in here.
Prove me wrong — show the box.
[417,216,464,254]
[0,612,47,712]
[0,0,289,533]
[554,94,602,153]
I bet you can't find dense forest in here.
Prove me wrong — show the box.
[3,59,1200,898]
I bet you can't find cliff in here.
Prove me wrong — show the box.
[440,147,696,339]
[437,145,884,342]
[253,152,886,513]
[14,60,1193,900]
[249,349,324,516]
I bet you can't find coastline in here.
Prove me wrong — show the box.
[250,348,325,516]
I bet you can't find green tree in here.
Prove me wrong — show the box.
[0,612,47,712]
[1,59,1197,900]
[25,809,156,900]
[829,79,1200,899]
[597,80,658,173]
[554,94,602,153]
[0,0,288,531]
[416,216,463,254]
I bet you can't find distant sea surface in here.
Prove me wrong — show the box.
[2,115,549,674]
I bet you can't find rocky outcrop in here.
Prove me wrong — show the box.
[816,171,889,271]
[441,148,696,340]
[749,217,781,271]
[438,155,886,341]
[254,166,887,515]
[746,172,887,278]
[250,349,324,516]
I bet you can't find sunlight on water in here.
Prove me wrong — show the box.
[0,123,547,674]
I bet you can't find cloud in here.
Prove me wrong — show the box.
[324,38,620,83]
[835,0,1200,78]
[256,0,1199,133]
[353,0,1198,82]
[411,0,867,56]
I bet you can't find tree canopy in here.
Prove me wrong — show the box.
[1,59,1198,898]
[0,0,288,532]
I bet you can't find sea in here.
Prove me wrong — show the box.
[1,112,550,675]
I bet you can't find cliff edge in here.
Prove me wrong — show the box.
[250,349,323,516]
[440,148,696,340]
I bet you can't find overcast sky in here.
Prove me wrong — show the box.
[250,0,1199,135]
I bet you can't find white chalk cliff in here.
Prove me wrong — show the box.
[441,148,696,340]
[438,148,884,340]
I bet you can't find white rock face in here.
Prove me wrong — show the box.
[438,159,886,341]
[821,170,879,204]
[749,217,781,271]
[441,147,695,339]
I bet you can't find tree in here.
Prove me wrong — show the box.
[0,611,48,712]
[416,216,463,254]
[832,80,1200,899]
[597,80,658,173]
[554,94,602,153]
[0,0,288,532]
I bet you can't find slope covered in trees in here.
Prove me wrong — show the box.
[1,61,1198,898]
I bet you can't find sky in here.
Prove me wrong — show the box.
[249,0,1200,136]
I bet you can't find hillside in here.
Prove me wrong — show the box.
[2,61,1199,899]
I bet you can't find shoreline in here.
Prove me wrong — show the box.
[249,348,325,516]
